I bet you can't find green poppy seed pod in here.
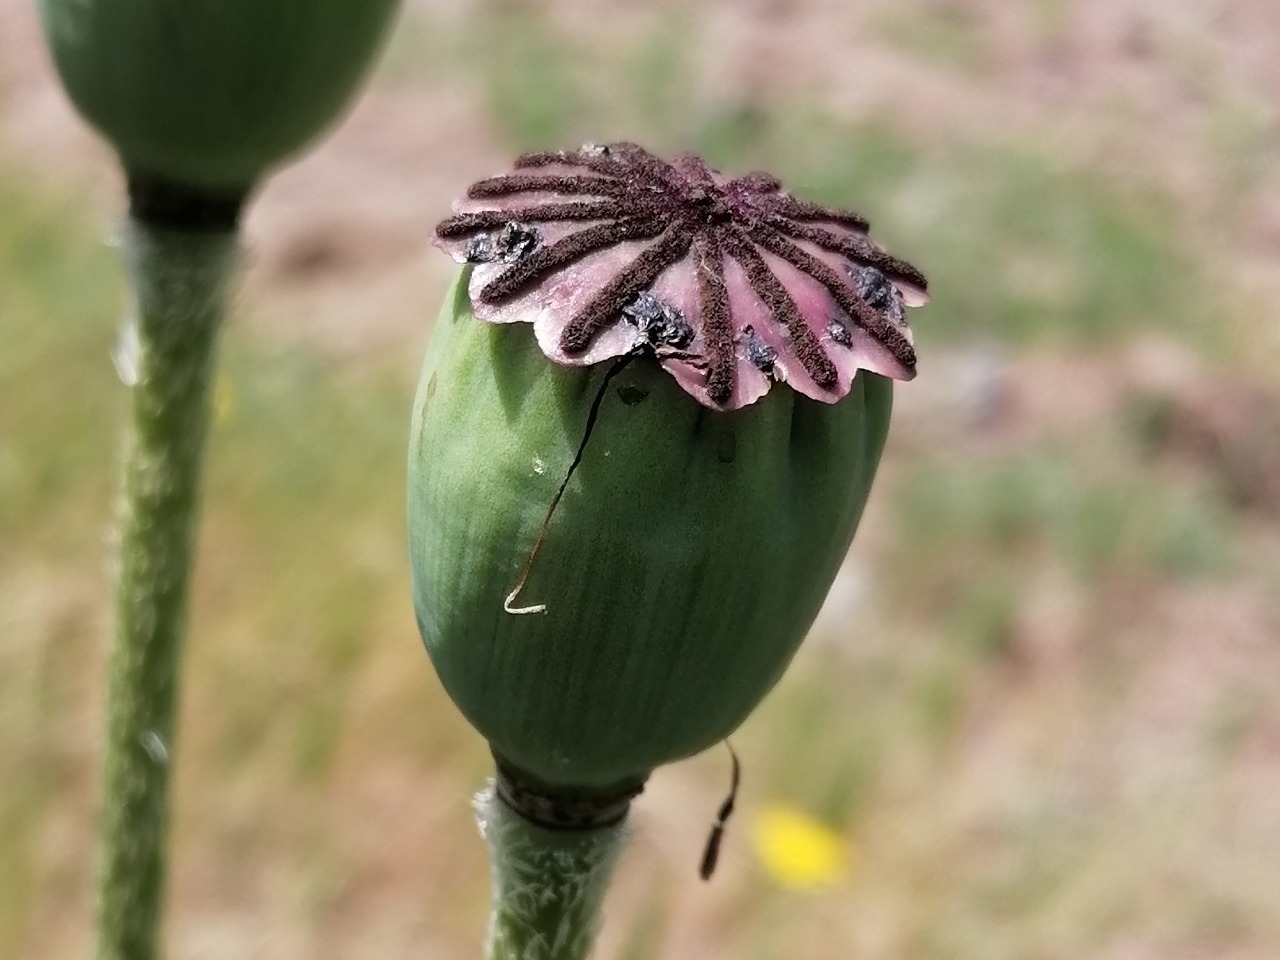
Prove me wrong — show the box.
[409,144,929,814]
[38,0,399,214]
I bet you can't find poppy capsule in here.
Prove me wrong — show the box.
[408,143,927,813]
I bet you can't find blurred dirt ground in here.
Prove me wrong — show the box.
[2,1,1279,959]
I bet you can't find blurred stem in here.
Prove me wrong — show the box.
[477,785,627,960]
[97,217,239,960]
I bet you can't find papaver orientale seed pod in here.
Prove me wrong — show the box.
[38,0,399,205]
[408,143,928,808]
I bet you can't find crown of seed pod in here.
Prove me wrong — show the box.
[38,0,399,218]
[409,142,928,810]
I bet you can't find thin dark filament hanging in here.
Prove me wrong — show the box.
[503,354,636,615]
[699,742,741,881]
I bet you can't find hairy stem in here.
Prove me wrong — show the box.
[96,218,238,960]
[476,785,627,960]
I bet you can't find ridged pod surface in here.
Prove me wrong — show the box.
[408,269,894,790]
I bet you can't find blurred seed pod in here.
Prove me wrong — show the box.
[38,0,399,205]
[409,144,928,798]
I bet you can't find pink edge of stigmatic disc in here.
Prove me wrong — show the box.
[430,142,928,410]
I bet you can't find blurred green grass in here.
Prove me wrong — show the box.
[4,3,1280,959]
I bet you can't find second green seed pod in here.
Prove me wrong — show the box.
[38,0,400,197]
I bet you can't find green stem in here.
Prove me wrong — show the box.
[96,218,239,960]
[477,785,627,960]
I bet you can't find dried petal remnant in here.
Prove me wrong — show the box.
[623,291,694,349]
[743,327,778,375]
[464,221,541,264]
[433,143,930,409]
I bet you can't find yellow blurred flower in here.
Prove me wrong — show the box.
[749,804,850,890]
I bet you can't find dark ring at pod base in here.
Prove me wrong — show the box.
[494,753,647,830]
[126,170,248,233]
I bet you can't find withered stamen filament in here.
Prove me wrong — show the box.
[560,225,694,354]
